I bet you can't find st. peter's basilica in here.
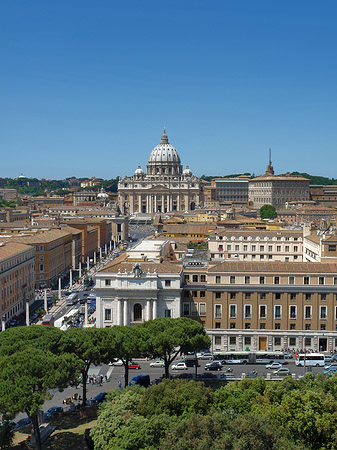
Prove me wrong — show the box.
[118,130,202,214]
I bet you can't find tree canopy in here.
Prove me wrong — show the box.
[260,204,277,220]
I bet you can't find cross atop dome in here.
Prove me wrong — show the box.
[160,128,169,145]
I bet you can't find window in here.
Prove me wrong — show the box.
[105,279,111,286]
[230,292,236,300]
[200,291,205,298]
[304,276,310,285]
[229,304,237,319]
[319,276,325,285]
[201,275,206,282]
[227,244,232,251]
[243,245,248,251]
[165,280,171,287]
[305,324,311,330]
[229,336,236,346]
[259,305,266,319]
[290,293,296,300]
[275,293,281,300]
[215,292,221,299]
[320,306,327,319]
[165,309,171,317]
[192,291,198,297]
[39,245,44,251]
[134,304,142,321]
[215,304,222,319]
[321,294,326,301]
[329,245,336,252]
[321,324,326,330]
[244,304,252,318]
[274,337,281,346]
[199,303,206,316]
[39,264,44,271]
[290,324,296,330]
[252,245,256,251]
[191,302,198,315]
[192,275,198,283]
[104,309,112,321]
[184,275,190,283]
[260,276,265,285]
[290,305,297,319]
[214,336,221,346]
[277,245,281,252]
[244,337,251,346]
[183,290,189,298]
[294,246,298,252]
[268,245,273,252]
[216,276,221,284]
[215,323,221,329]
[235,245,239,251]
[260,245,264,251]
[305,305,312,319]
[230,322,236,329]
[260,323,266,329]
[304,337,311,346]
[275,305,282,319]
[183,303,190,316]
[274,323,280,329]
[334,277,337,285]
[289,338,296,346]
[245,276,250,284]
[245,293,251,300]
[289,276,295,285]
[245,323,251,329]
[305,293,311,301]
[285,246,289,252]
[260,293,266,300]
[230,276,235,284]
[274,276,280,285]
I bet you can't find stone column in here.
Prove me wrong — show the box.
[118,299,123,325]
[105,244,107,255]
[100,248,102,260]
[161,194,164,212]
[84,301,88,327]
[154,195,157,213]
[177,195,180,212]
[152,299,158,319]
[138,194,142,213]
[109,241,112,252]
[87,256,90,272]
[1,316,5,331]
[72,240,76,269]
[94,251,96,264]
[69,269,73,287]
[79,262,82,279]
[44,289,48,313]
[146,299,151,321]
[123,299,129,325]
[26,299,30,327]
[58,277,62,300]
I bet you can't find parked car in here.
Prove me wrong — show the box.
[45,406,63,419]
[266,362,282,369]
[171,362,188,370]
[149,360,165,368]
[15,418,31,429]
[128,363,141,370]
[324,363,337,370]
[323,367,337,375]
[324,355,334,363]
[198,352,214,360]
[273,368,291,376]
[205,361,222,371]
[93,392,107,403]
[129,374,151,387]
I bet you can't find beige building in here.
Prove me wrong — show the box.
[209,229,303,262]
[183,260,337,353]
[248,159,310,209]
[303,233,337,263]
[0,241,35,325]
[118,130,202,214]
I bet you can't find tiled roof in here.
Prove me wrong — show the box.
[208,260,337,274]
[0,242,34,260]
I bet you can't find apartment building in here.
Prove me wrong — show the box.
[209,229,303,262]
[183,260,337,353]
[303,234,337,262]
[0,241,35,324]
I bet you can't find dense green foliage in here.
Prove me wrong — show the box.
[292,172,337,185]
[260,204,277,219]
[91,378,309,450]
[200,173,251,182]
[0,200,15,208]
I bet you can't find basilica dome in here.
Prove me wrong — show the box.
[148,130,181,164]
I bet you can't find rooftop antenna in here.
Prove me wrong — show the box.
[269,148,272,166]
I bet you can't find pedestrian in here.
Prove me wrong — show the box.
[118,380,122,389]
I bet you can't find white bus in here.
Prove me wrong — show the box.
[295,353,325,367]
[213,351,285,365]
[66,292,78,306]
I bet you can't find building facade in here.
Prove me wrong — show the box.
[118,130,202,214]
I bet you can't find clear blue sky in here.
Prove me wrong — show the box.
[1,1,336,180]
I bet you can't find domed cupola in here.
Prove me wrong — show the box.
[183,164,192,177]
[134,164,144,179]
[146,130,183,179]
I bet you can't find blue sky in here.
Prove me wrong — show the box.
[1,1,336,180]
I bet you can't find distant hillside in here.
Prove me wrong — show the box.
[291,172,337,185]
[200,173,251,182]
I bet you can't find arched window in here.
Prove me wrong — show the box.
[134,303,142,321]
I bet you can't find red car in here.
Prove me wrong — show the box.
[128,363,141,370]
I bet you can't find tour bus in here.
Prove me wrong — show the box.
[66,292,78,306]
[41,314,54,326]
[295,353,325,367]
[213,351,285,365]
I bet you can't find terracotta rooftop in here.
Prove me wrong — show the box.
[208,260,337,274]
[0,242,34,260]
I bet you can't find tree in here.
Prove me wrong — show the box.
[141,318,211,379]
[103,326,144,387]
[60,327,107,407]
[260,204,277,220]
[0,348,80,450]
